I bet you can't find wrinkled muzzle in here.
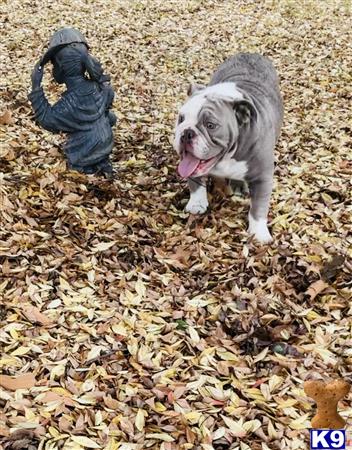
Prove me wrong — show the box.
[174,125,222,178]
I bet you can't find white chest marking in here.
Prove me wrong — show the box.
[209,159,248,180]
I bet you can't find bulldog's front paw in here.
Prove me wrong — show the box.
[185,198,209,214]
[248,216,273,244]
[253,228,273,244]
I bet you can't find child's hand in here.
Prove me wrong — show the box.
[31,62,44,90]
[108,111,117,127]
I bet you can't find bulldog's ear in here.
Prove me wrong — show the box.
[187,83,206,96]
[234,100,257,126]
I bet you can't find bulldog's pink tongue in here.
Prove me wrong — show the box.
[178,153,201,178]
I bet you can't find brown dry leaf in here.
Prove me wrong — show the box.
[306,280,329,300]
[38,391,76,407]
[0,425,10,438]
[0,373,36,390]
[22,305,53,326]
[321,254,345,281]
[0,430,39,450]
[0,110,13,125]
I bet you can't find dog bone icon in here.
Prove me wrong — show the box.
[304,379,351,429]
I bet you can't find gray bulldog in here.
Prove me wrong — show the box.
[173,53,283,243]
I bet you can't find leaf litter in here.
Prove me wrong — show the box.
[0,0,351,449]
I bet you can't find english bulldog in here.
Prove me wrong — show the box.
[173,53,283,243]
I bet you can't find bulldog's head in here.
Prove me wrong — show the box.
[173,82,257,178]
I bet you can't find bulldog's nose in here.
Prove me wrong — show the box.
[181,128,195,144]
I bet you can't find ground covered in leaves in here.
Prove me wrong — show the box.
[1,0,351,449]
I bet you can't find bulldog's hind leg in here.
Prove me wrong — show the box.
[185,177,208,214]
[248,179,273,243]
[230,180,249,197]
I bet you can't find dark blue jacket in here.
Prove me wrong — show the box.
[29,77,116,171]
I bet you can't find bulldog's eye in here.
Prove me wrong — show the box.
[178,114,185,124]
[206,121,216,130]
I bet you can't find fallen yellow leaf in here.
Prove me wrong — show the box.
[135,408,145,431]
[71,435,101,448]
